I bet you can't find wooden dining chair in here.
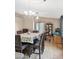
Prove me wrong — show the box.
[15,35,27,54]
[32,33,45,59]
[16,34,33,57]
[22,29,28,33]
[17,30,23,34]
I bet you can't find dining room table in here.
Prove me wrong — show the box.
[20,32,43,44]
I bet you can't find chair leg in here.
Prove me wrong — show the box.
[39,45,41,59]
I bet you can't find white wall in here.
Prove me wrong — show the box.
[15,13,60,33]
[23,16,34,31]
[38,17,60,32]
[15,16,24,33]
[23,16,60,32]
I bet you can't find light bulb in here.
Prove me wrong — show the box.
[24,11,28,15]
[36,16,39,19]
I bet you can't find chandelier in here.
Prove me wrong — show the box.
[23,0,46,19]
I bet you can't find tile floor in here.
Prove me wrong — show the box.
[24,41,63,59]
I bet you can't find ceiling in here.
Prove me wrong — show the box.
[15,0,63,18]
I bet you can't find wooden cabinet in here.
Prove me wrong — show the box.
[53,36,63,49]
[45,23,53,41]
[45,23,53,36]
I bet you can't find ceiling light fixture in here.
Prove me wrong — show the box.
[36,16,39,20]
[24,0,40,19]
[24,11,28,15]
[24,10,36,16]
[43,0,46,2]
[35,12,39,20]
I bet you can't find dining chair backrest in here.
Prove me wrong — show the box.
[40,33,45,43]
[23,29,28,33]
[15,35,22,47]
[40,33,45,53]
[17,31,23,34]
